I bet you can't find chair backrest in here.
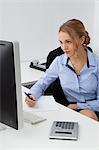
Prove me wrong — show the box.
[46,47,63,69]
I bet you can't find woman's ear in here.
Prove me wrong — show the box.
[80,36,85,45]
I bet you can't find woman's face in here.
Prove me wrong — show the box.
[58,31,79,58]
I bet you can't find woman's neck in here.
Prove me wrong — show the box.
[70,46,87,63]
[70,47,87,75]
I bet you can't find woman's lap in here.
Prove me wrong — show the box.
[76,109,99,120]
[67,102,99,120]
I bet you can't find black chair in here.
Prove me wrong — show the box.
[45,47,69,106]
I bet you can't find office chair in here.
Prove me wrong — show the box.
[45,47,69,106]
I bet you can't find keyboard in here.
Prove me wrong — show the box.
[49,121,78,140]
[23,111,46,124]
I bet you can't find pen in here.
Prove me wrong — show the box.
[24,92,34,100]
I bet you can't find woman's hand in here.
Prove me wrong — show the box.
[67,104,77,110]
[25,95,36,107]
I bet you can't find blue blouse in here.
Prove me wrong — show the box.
[30,49,99,112]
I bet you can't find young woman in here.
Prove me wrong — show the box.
[25,19,99,121]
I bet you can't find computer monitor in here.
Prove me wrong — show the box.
[0,40,23,130]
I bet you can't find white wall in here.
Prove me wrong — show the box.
[93,0,99,55]
[0,0,95,62]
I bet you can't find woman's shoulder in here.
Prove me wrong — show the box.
[91,51,99,67]
[93,51,99,61]
[88,48,99,60]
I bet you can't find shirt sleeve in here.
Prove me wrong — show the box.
[30,57,59,100]
[77,57,99,112]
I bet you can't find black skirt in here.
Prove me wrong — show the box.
[95,111,99,120]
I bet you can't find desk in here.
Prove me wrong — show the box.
[0,92,99,150]
[21,61,44,86]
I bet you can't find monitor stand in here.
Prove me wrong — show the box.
[0,123,6,131]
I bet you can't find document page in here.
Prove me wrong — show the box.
[22,86,59,112]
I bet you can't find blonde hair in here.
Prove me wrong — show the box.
[59,19,90,47]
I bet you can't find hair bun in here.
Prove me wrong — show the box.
[84,31,90,45]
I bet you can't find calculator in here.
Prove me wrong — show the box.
[49,121,78,140]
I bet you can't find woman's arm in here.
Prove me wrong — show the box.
[30,57,59,100]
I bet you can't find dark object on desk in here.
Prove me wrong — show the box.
[29,62,46,72]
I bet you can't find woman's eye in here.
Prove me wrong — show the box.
[59,40,72,44]
[66,40,72,43]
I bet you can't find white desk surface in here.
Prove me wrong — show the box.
[0,87,99,150]
[21,61,44,86]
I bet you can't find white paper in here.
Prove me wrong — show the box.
[22,86,59,112]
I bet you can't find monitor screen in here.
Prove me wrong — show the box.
[0,40,23,130]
